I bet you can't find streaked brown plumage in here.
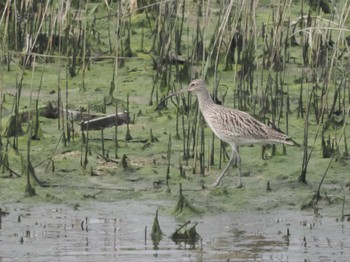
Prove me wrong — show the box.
[169,79,294,187]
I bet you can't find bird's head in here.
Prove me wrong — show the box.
[176,79,205,95]
[156,79,206,110]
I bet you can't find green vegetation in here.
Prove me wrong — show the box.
[0,0,349,218]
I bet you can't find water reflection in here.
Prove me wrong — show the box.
[0,201,349,261]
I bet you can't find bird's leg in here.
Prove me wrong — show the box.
[235,151,243,188]
[212,146,237,187]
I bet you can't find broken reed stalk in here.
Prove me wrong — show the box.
[149,79,156,106]
[166,133,172,180]
[299,82,312,183]
[80,2,88,92]
[112,7,120,158]
[12,90,19,150]
[107,5,113,53]
[344,128,349,157]
[125,93,133,140]
[0,55,3,148]
[33,60,47,141]
[207,135,211,172]
[110,2,120,96]
[341,197,346,221]
[179,153,186,178]
[56,4,64,130]
[101,128,105,157]
[298,81,304,118]
[25,126,36,196]
[175,107,180,139]
[174,183,198,215]
[125,15,133,57]
[176,0,186,55]
[141,22,145,52]
[199,117,205,176]
[149,128,157,143]
[175,183,185,213]
[280,17,292,154]
[115,100,119,159]
[65,62,70,144]
[83,105,90,170]
[284,92,290,155]
[180,106,187,161]
[192,104,200,173]
[70,110,75,141]
[210,132,215,166]
[184,100,193,162]
[61,100,67,147]
[151,209,163,247]
[33,100,40,140]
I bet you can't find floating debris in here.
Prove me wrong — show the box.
[171,220,201,246]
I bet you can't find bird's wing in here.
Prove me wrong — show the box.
[204,105,291,145]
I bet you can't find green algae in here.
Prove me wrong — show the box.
[0,1,349,220]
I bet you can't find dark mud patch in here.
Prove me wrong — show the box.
[0,201,349,261]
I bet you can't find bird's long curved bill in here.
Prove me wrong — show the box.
[155,85,191,110]
[164,85,191,100]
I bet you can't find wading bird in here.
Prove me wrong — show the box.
[166,79,294,187]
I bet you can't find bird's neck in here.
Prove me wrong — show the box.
[196,88,215,110]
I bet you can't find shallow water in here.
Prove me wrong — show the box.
[0,201,348,261]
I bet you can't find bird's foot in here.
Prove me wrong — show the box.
[211,179,244,188]
[212,179,221,187]
[236,181,243,188]
[212,174,225,187]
